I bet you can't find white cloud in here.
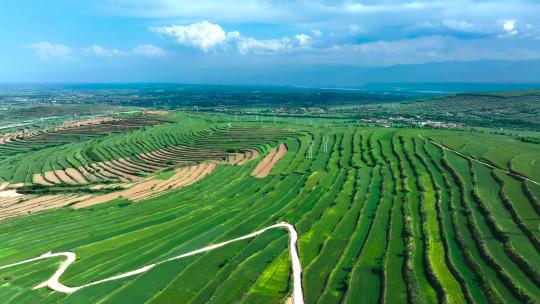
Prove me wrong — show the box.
[153,21,313,55]
[133,44,165,57]
[237,37,293,55]
[28,41,73,60]
[295,34,312,47]
[500,19,518,36]
[86,44,125,57]
[151,21,238,52]
[102,1,540,64]
[503,19,516,31]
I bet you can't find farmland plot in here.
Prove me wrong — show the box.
[0,120,539,304]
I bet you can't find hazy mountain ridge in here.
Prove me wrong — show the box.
[189,59,540,87]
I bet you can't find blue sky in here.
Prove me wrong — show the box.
[1,0,540,82]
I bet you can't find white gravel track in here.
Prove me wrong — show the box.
[0,222,304,304]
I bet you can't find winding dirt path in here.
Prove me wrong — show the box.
[418,134,540,186]
[0,222,304,304]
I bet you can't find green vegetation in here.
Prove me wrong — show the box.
[332,91,540,130]
[0,87,539,303]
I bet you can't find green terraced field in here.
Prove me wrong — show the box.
[0,112,539,304]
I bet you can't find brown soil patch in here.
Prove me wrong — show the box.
[237,149,260,165]
[73,162,217,209]
[143,110,168,115]
[65,168,89,184]
[252,144,287,178]
[114,158,154,173]
[101,161,141,181]
[88,163,125,182]
[33,174,53,185]
[77,166,100,182]
[152,166,193,192]
[54,170,77,185]
[1,139,269,219]
[0,117,118,147]
[44,171,62,184]
[0,196,25,209]
[251,148,277,177]
[228,153,244,165]
[0,194,94,220]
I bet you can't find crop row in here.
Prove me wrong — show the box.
[1,126,539,303]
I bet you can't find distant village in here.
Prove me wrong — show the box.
[361,116,460,129]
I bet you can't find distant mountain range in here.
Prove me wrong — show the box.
[189,59,540,89]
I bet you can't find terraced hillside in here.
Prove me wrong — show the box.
[0,119,539,303]
[0,119,294,220]
[0,114,166,161]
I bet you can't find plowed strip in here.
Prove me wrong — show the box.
[252,144,287,178]
[88,163,124,182]
[64,168,88,184]
[113,158,153,173]
[54,170,77,185]
[33,174,53,185]
[101,161,141,181]
[44,171,62,184]
[126,165,207,201]
[73,163,216,209]
[251,147,276,177]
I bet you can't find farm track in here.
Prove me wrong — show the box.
[0,223,304,304]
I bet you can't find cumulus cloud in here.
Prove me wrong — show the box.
[152,21,312,55]
[151,21,238,52]
[133,44,166,57]
[103,1,540,64]
[28,41,73,60]
[111,1,540,39]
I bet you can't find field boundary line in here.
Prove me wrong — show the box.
[0,222,304,304]
[418,135,540,187]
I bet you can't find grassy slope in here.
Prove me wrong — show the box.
[0,119,539,303]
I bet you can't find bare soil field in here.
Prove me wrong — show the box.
[72,163,216,209]
[251,144,287,178]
